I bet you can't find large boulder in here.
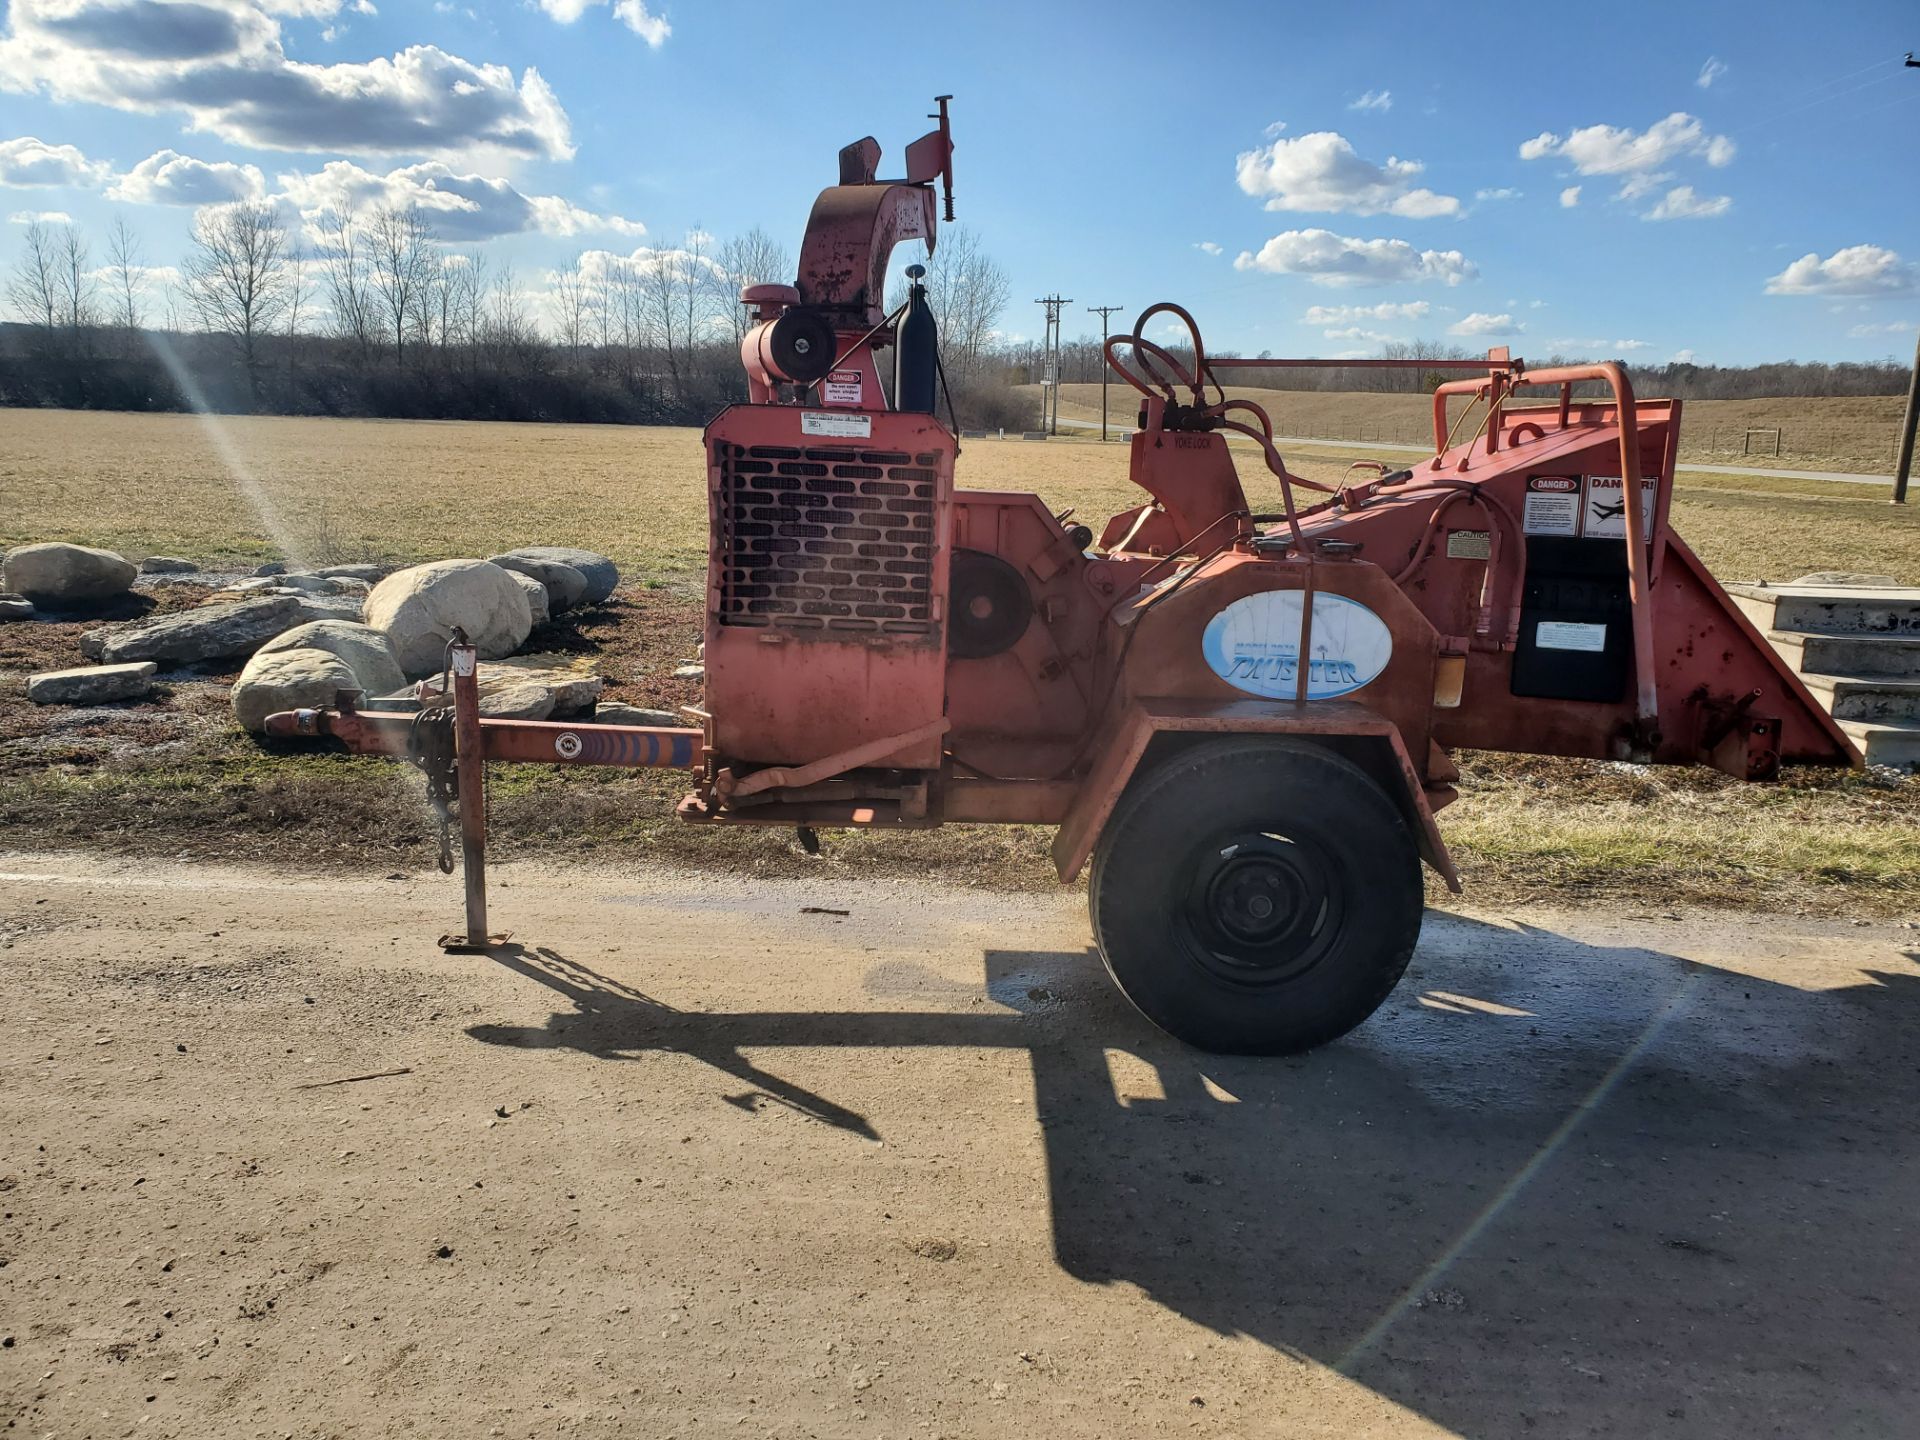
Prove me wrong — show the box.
[496,547,618,605]
[316,563,389,582]
[27,662,157,705]
[3,543,137,606]
[256,620,405,698]
[0,594,34,620]
[231,648,358,733]
[500,568,551,628]
[362,559,533,677]
[80,595,304,666]
[487,555,588,614]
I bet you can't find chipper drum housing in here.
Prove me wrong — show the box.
[266,98,1859,1055]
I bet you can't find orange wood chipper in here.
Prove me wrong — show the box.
[267,99,1857,1054]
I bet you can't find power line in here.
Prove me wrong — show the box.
[1033,294,1071,435]
[1088,305,1125,441]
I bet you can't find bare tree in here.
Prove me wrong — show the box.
[711,226,791,343]
[182,201,290,386]
[5,219,61,335]
[366,204,435,362]
[321,208,376,359]
[550,253,592,368]
[897,225,1009,382]
[105,216,145,336]
[55,222,97,338]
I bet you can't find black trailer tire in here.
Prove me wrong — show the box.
[1088,736,1423,1055]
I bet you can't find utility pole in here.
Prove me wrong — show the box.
[1034,294,1070,435]
[1895,327,1917,505]
[1088,304,1124,441]
[1896,54,1919,503]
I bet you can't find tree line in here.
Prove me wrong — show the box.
[3,206,1904,429]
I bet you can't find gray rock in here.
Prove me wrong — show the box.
[292,595,367,625]
[478,682,559,721]
[256,620,405,697]
[498,547,618,605]
[0,594,34,620]
[487,555,588,613]
[81,596,304,666]
[2,543,138,605]
[592,702,682,727]
[228,573,341,596]
[362,559,534,677]
[26,661,158,705]
[501,568,550,628]
[139,556,198,575]
[671,663,706,681]
[232,648,359,733]
[254,561,288,577]
[316,563,390,582]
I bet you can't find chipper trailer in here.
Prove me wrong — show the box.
[266,99,1859,1055]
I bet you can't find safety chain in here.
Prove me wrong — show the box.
[406,702,459,874]
[404,639,462,875]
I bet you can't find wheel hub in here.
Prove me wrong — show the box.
[1181,832,1337,984]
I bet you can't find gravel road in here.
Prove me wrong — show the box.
[3,853,1917,1438]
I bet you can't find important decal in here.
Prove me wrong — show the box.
[801,410,872,439]
[822,369,865,406]
[1201,591,1393,700]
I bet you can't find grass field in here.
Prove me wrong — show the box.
[1043,383,1913,477]
[1,406,1916,916]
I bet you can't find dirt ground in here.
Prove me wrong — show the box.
[4,851,1918,1438]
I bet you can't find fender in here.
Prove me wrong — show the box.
[1050,695,1461,892]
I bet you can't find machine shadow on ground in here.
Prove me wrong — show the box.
[466,916,1920,1439]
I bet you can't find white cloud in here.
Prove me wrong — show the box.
[1548,337,1652,353]
[1519,112,1734,176]
[278,159,645,241]
[0,135,108,188]
[1474,187,1520,201]
[1697,57,1727,89]
[1449,312,1522,336]
[1766,244,1916,297]
[1302,301,1431,324]
[1262,120,1287,138]
[1193,240,1222,255]
[1348,89,1392,112]
[110,149,266,205]
[1644,184,1731,221]
[1848,320,1916,338]
[1670,348,1697,363]
[1322,326,1401,343]
[536,0,671,45]
[1559,185,1581,208]
[9,208,71,224]
[1233,229,1477,288]
[352,0,378,11]
[1235,132,1460,218]
[0,1,575,160]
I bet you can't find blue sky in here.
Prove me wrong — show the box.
[2,0,1916,365]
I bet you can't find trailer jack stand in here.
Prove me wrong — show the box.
[437,636,510,954]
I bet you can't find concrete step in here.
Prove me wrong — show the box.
[1837,717,1920,770]
[1728,582,1920,638]
[1800,673,1920,723]
[1768,630,1920,680]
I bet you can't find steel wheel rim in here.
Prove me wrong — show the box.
[1177,830,1339,986]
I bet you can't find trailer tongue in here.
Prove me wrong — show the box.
[265,99,1856,1054]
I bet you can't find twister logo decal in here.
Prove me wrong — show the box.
[1201,591,1393,700]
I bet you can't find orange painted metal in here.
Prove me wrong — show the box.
[1049,697,1460,891]
[262,102,1860,935]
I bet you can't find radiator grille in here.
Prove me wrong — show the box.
[715,442,941,634]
